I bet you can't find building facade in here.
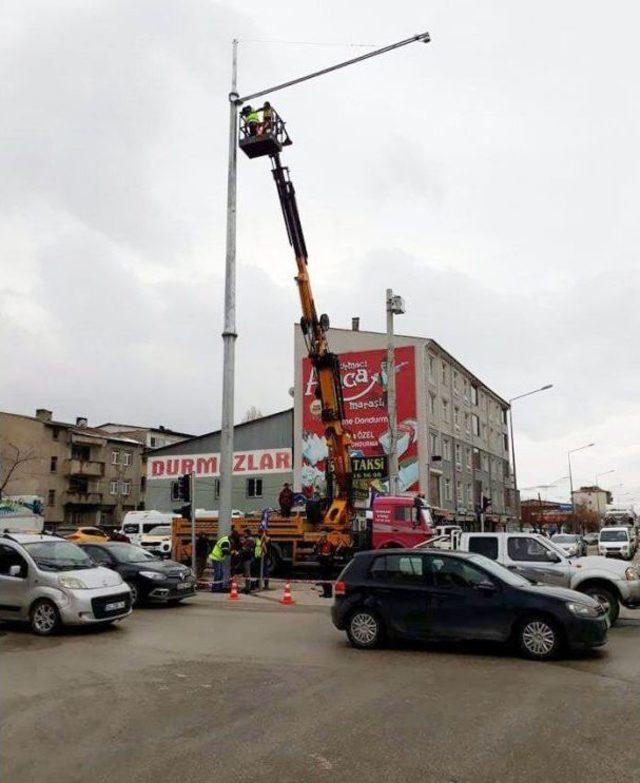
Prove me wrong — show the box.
[98,423,193,450]
[294,326,515,527]
[144,409,293,515]
[1,409,145,527]
[572,486,612,516]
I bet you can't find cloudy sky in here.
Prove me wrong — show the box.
[2,0,639,504]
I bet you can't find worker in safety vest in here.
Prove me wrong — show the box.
[252,530,270,590]
[242,105,260,136]
[208,535,231,593]
[240,528,255,594]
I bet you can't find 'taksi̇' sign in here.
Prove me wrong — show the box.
[147,448,292,479]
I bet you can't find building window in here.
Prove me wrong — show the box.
[442,439,451,461]
[52,427,60,441]
[111,450,120,465]
[441,362,448,385]
[429,431,439,455]
[150,436,157,447]
[428,353,435,379]
[503,433,509,452]
[246,478,263,498]
[481,454,489,472]
[467,483,473,508]
[453,371,459,393]
[50,456,57,473]
[466,447,472,469]
[456,480,463,505]
[47,489,55,506]
[455,443,462,466]
[442,399,449,421]
[444,479,452,501]
[110,481,119,495]
[471,385,479,406]
[140,476,146,492]
[428,393,436,416]
[471,413,480,436]
[464,413,470,434]
[453,407,460,429]
[502,408,508,425]
[120,481,131,496]
[122,452,132,467]
[463,379,469,400]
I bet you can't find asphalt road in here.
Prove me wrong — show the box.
[2,594,639,783]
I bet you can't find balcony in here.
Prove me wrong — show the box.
[64,491,103,505]
[67,459,105,478]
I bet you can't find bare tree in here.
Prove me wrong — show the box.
[242,406,263,422]
[567,504,600,535]
[0,443,38,497]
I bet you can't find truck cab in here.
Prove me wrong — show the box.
[370,496,434,550]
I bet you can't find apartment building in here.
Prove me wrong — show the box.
[97,423,193,450]
[0,409,145,527]
[294,325,515,528]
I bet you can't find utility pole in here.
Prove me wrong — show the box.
[190,471,196,576]
[219,39,239,578]
[386,289,405,494]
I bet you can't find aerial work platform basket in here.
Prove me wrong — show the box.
[238,103,292,159]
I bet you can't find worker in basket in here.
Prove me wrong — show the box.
[242,104,260,136]
[259,101,273,135]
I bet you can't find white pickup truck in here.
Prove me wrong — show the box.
[447,531,640,624]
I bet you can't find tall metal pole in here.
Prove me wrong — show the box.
[190,471,196,575]
[386,289,398,495]
[508,406,519,526]
[568,452,574,509]
[219,39,239,585]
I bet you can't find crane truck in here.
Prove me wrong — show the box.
[171,106,435,571]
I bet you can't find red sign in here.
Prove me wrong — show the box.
[147,449,292,480]
[301,346,417,495]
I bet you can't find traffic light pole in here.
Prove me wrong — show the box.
[190,472,196,576]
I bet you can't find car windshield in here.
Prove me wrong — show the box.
[467,554,532,588]
[551,535,577,543]
[108,543,161,563]
[24,540,96,571]
[600,530,628,542]
[148,526,171,536]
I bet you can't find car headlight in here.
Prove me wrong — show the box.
[566,601,600,618]
[58,575,88,589]
[139,571,166,581]
[625,567,639,581]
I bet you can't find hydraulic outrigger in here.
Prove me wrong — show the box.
[239,106,353,534]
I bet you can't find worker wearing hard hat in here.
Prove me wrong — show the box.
[242,105,260,136]
[208,535,231,592]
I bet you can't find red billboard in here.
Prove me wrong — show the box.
[301,346,418,496]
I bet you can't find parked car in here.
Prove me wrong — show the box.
[332,549,609,660]
[139,525,172,558]
[583,532,599,546]
[0,533,131,635]
[446,531,640,624]
[64,526,110,544]
[120,511,180,546]
[79,542,196,606]
[550,533,587,558]
[598,527,635,560]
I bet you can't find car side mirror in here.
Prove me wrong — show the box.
[546,550,561,563]
[476,580,497,592]
[9,564,22,577]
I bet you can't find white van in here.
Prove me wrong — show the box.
[120,511,180,545]
[598,527,634,560]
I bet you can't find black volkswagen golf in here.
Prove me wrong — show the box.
[331,549,609,660]
[79,543,196,607]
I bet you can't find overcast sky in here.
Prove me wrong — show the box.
[2,0,639,504]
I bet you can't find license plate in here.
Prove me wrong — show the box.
[177,582,192,591]
[105,601,126,611]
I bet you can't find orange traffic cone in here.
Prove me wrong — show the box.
[228,578,240,601]
[279,581,295,605]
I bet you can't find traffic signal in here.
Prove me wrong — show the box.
[172,474,190,501]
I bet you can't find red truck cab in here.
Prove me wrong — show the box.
[370,495,434,549]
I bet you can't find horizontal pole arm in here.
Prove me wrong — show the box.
[237,31,430,104]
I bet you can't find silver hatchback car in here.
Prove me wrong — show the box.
[0,532,132,635]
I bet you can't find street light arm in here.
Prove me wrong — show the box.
[237,31,430,103]
[509,384,553,403]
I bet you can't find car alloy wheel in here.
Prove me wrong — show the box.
[582,586,619,625]
[30,600,60,636]
[127,582,139,607]
[520,619,557,659]
[348,611,381,649]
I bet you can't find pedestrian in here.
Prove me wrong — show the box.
[195,532,210,579]
[279,482,294,517]
[240,527,255,594]
[229,528,243,576]
[315,530,335,598]
[413,492,426,527]
[252,529,271,590]
[208,535,231,592]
